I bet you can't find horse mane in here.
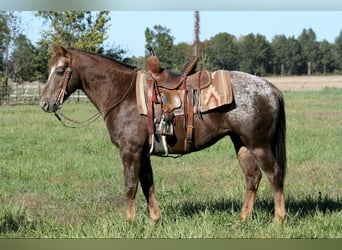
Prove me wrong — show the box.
[67,47,137,71]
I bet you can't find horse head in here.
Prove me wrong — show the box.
[40,46,81,113]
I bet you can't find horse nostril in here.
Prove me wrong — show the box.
[52,103,58,112]
[41,101,49,112]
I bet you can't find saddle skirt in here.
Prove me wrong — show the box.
[136,69,233,116]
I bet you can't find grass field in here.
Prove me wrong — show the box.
[0,86,341,238]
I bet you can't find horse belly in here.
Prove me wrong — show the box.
[166,113,231,154]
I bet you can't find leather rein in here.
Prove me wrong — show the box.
[54,52,137,128]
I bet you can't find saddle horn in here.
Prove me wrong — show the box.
[147,46,155,56]
[146,47,161,74]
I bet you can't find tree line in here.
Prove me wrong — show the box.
[2,11,342,87]
[145,25,342,76]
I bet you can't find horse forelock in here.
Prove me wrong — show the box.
[49,46,70,68]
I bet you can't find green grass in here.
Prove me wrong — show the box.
[0,88,341,238]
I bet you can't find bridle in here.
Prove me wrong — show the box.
[56,51,75,107]
[54,51,137,128]
[56,67,73,106]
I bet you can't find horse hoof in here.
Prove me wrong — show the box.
[274,216,286,224]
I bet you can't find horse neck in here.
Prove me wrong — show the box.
[73,52,136,116]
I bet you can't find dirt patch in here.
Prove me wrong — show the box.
[264,75,342,91]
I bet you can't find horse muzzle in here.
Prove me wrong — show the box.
[40,98,59,113]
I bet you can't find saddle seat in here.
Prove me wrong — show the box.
[147,55,199,90]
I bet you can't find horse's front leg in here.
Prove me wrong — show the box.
[139,151,160,224]
[120,147,141,222]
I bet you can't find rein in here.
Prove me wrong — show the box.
[54,109,101,128]
[54,52,138,128]
[103,71,137,120]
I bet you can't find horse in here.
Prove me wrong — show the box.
[40,46,287,224]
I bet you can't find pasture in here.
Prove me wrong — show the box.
[0,78,341,238]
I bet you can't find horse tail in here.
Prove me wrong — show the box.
[272,86,287,183]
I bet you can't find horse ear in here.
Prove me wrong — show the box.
[52,46,69,57]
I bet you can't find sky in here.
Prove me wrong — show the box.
[19,11,342,57]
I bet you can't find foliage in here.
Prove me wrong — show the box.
[319,40,335,74]
[33,42,51,81]
[298,28,320,74]
[0,12,21,78]
[145,25,175,69]
[36,11,110,54]
[271,35,304,75]
[10,34,37,82]
[33,11,126,82]
[171,42,193,71]
[202,32,238,71]
[0,13,8,72]
[238,33,272,75]
[197,28,341,75]
[333,31,342,70]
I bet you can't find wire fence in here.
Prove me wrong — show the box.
[0,81,89,105]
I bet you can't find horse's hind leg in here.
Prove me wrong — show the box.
[252,146,286,223]
[231,135,262,222]
[139,152,161,223]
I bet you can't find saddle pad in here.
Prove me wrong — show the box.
[200,70,233,112]
[136,70,148,115]
[136,70,233,115]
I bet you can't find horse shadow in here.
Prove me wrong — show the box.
[170,195,342,220]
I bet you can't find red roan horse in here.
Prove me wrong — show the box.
[40,46,286,223]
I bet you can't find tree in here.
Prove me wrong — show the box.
[32,11,114,82]
[0,13,8,73]
[285,36,305,75]
[271,35,304,75]
[36,11,110,53]
[104,43,128,62]
[238,33,272,75]
[128,56,146,69]
[0,12,21,75]
[33,42,51,81]
[171,42,193,71]
[271,35,288,75]
[203,32,239,71]
[145,25,174,69]
[10,34,36,82]
[334,30,342,71]
[0,11,21,102]
[319,40,334,74]
[298,28,319,75]
[254,34,273,75]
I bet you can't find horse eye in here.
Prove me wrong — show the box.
[55,69,65,76]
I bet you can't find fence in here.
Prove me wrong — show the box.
[0,81,89,105]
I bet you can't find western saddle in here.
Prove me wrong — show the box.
[146,48,203,155]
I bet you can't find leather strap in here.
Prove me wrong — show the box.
[147,77,155,147]
[184,84,194,151]
[56,52,74,106]
[57,67,73,105]
[195,71,202,114]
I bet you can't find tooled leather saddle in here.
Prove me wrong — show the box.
[136,50,233,156]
